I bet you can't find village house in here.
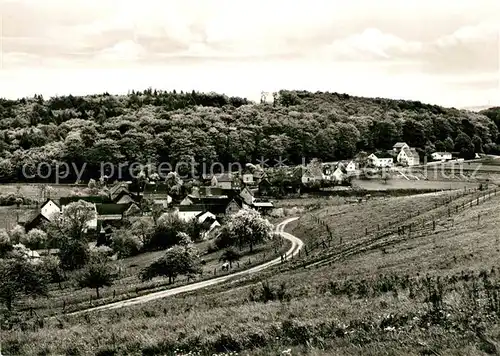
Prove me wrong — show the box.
[196,211,221,239]
[368,153,394,168]
[109,183,135,204]
[252,201,274,215]
[301,164,324,185]
[393,142,410,153]
[210,173,241,190]
[23,198,61,232]
[431,152,452,161]
[253,169,267,185]
[397,146,420,166]
[241,166,255,185]
[341,160,357,174]
[258,178,272,196]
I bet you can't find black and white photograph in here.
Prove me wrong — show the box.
[0,0,499,355]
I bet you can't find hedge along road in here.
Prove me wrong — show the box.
[66,217,304,315]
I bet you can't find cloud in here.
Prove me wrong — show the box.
[435,21,499,47]
[318,28,422,61]
[95,40,147,62]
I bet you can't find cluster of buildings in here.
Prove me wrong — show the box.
[367,142,421,168]
[20,170,275,243]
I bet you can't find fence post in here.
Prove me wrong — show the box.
[433,220,436,230]
[365,227,368,235]
[478,214,481,225]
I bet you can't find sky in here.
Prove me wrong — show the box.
[0,0,499,109]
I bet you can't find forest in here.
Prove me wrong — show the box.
[0,89,499,183]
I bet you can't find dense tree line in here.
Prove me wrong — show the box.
[0,90,498,182]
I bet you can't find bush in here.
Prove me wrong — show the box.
[20,228,47,250]
[0,229,13,257]
[111,230,143,258]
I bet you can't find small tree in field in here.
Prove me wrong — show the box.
[110,229,143,259]
[41,255,66,289]
[140,237,201,284]
[77,252,116,299]
[0,256,48,311]
[47,200,96,270]
[130,218,155,245]
[219,247,241,268]
[225,209,274,252]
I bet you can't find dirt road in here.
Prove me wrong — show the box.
[67,217,303,315]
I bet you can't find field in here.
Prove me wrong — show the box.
[0,183,84,200]
[12,234,289,317]
[352,178,480,191]
[4,187,500,355]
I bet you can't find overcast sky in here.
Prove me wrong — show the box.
[0,0,499,108]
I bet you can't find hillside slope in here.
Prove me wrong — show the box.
[0,90,498,182]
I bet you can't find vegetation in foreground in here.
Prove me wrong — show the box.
[3,190,500,355]
[0,203,281,318]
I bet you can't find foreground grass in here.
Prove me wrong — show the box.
[3,191,500,355]
[13,236,288,317]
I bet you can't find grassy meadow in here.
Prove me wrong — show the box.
[3,187,500,355]
[11,235,289,317]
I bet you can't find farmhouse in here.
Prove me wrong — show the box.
[23,198,61,232]
[258,178,272,196]
[252,201,274,214]
[393,142,409,153]
[301,164,324,184]
[253,169,267,185]
[431,152,452,161]
[368,153,394,168]
[109,183,134,204]
[210,173,241,190]
[397,147,420,166]
[196,211,221,239]
[341,160,357,173]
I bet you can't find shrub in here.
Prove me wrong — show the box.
[110,230,143,258]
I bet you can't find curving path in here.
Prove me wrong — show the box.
[67,217,303,316]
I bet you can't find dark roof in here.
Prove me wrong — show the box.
[96,203,129,216]
[60,196,110,206]
[179,196,243,215]
[177,205,206,212]
[109,182,129,195]
[212,173,234,182]
[198,186,238,197]
[18,210,39,225]
[144,183,171,193]
[393,142,408,148]
[259,178,272,186]
[24,213,49,231]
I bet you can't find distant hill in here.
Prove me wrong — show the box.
[0,89,499,183]
[463,105,496,112]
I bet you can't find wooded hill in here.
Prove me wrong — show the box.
[0,89,498,182]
